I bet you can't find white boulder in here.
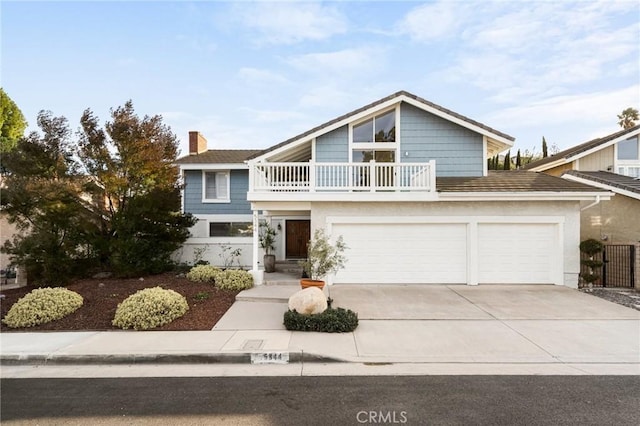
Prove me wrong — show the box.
[288,287,327,315]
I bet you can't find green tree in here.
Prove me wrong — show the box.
[503,150,511,170]
[515,149,522,168]
[0,112,99,283]
[77,101,196,276]
[617,107,639,129]
[542,137,548,158]
[0,88,28,153]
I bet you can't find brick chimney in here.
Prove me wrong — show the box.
[189,131,208,155]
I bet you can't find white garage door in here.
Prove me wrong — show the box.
[478,223,557,284]
[332,223,467,284]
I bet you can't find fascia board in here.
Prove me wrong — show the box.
[437,191,613,201]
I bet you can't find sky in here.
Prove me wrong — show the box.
[2,0,639,157]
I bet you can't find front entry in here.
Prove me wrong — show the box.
[286,220,310,259]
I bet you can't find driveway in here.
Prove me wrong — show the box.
[329,284,640,320]
[328,284,640,365]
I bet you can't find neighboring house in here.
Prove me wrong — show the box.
[176,91,610,288]
[524,125,640,244]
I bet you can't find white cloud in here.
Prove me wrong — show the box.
[286,47,384,76]
[406,2,639,105]
[479,84,639,152]
[231,2,348,45]
[398,1,466,42]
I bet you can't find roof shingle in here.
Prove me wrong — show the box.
[564,170,640,195]
[437,171,605,193]
[176,149,263,164]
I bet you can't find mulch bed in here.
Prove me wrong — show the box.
[0,272,239,332]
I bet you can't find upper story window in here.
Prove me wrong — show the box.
[353,110,396,143]
[617,137,639,160]
[203,171,230,202]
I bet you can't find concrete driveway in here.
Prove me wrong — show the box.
[329,284,640,320]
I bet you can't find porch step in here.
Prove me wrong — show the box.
[275,260,303,274]
[236,284,299,303]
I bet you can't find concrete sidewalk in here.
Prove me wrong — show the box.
[1,284,639,376]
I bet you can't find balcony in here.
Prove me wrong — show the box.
[248,161,436,201]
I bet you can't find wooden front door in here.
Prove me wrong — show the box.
[286,220,311,259]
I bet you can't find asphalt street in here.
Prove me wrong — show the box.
[2,376,639,425]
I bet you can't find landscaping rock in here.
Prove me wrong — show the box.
[288,287,327,315]
[92,272,112,279]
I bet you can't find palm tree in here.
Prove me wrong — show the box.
[617,107,639,129]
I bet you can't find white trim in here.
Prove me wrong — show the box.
[249,190,609,203]
[482,136,488,176]
[202,170,231,203]
[562,174,639,200]
[251,94,514,163]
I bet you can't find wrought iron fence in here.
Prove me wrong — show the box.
[581,244,636,288]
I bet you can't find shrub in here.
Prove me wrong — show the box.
[112,287,189,330]
[2,287,83,328]
[283,307,358,333]
[215,270,254,291]
[186,264,221,283]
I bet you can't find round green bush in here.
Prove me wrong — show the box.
[2,287,83,328]
[186,265,221,283]
[215,270,254,291]
[112,286,189,330]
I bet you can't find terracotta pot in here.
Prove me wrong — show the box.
[300,279,325,290]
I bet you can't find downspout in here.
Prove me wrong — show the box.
[581,195,601,211]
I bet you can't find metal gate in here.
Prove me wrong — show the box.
[602,245,636,288]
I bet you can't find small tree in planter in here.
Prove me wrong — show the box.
[259,222,277,273]
[299,228,347,289]
[579,238,604,290]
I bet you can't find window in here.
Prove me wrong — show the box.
[617,137,639,160]
[353,110,396,143]
[209,222,253,237]
[352,150,396,163]
[203,171,229,202]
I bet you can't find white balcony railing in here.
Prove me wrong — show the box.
[249,161,436,193]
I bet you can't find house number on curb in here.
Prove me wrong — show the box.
[251,352,289,364]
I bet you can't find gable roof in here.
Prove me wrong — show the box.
[249,90,515,161]
[523,125,640,171]
[437,170,605,193]
[563,170,640,200]
[176,149,262,165]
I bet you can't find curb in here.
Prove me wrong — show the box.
[0,351,346,366]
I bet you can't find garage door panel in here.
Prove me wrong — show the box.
[333,223,467,284]
[478,223,556,284]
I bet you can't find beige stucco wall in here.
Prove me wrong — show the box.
[546,162,576,176]
[310,200,582,287]
[580,195,640,244]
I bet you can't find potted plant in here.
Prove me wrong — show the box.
[259,222,277,273]
[299,228,347,289]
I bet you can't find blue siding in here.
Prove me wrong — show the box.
[183,170,252,215]
[315,125,349,162]
[400,103,483,177]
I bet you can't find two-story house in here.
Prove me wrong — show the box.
[176,91,610,288]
